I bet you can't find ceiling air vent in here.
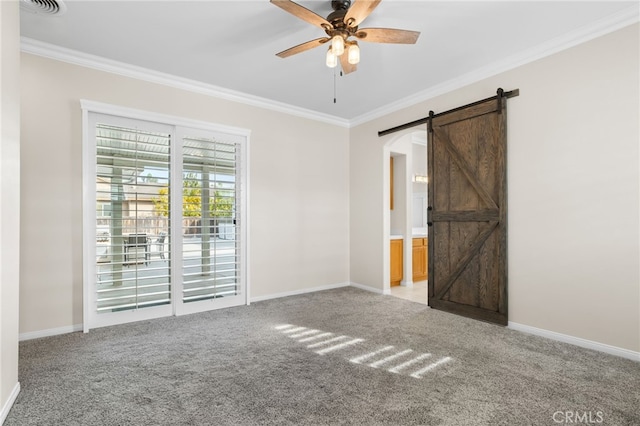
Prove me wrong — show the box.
[20,0,67,16]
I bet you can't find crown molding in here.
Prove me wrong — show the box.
[20,4,639,129]
[349,4,640,127]
[20,37,351,128]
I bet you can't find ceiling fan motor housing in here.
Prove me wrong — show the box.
[329,0,352,26]
[331,0,351,11]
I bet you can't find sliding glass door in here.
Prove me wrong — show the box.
[176,128,245,315]
[84,106,248,330]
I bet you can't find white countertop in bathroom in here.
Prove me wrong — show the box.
[390,228,427,240]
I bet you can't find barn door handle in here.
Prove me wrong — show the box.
[427,206,433,227]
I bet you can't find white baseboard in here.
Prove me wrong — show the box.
[0,382,20,424]
[250,282,350,303]
[19,324,83,341]
[21,283,356,338]
[349,282,387,295]
[508,322,640,362]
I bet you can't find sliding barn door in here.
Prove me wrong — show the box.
[427,96,507,325]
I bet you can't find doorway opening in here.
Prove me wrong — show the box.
[386,130,428,305]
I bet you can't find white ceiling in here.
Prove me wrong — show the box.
[20,1,638,124]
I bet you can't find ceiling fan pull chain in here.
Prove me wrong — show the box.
[333,69,337,104]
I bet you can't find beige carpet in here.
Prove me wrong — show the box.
[6,287,639,425]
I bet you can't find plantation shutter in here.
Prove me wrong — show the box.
[95,123,171,312]
[181,134,241,303]
[84,103,249,330]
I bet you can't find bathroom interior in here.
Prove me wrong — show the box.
[389,130,428,304]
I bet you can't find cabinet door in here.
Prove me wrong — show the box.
[412,238,427,281]
[390,240,403,286]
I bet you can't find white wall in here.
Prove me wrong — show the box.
[412,141,427,228]
[0,0,21,421]
[350,24,640,352]
[389,139,411,235]
[412,142,427,193]
[20,53,350,334]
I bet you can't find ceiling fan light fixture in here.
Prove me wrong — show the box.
[331,35,345,56]
[326,47,338,68]
[271,0,420,75]
[348,42,360,65]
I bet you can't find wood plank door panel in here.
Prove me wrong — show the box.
[428,96,507,325]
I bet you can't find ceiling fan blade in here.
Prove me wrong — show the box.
[340,53,357,75]
[355,28,420,44]
[271,0,331,30]
[276,37,330,58]
[344,0,382,27]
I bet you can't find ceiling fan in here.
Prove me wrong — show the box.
[271,0,420,74]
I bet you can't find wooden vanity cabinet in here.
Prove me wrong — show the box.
[390,239,403,286]
[412,237,428,282]
[391,237,428,286]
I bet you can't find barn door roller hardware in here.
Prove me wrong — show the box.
[378,88,519,137]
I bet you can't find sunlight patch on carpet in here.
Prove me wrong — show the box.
[274,324,453,379]
[350,346,395,364]
[316,338,365,355]
[410,356,452,378]
[307,335,350,348]
[369,349,413,368]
